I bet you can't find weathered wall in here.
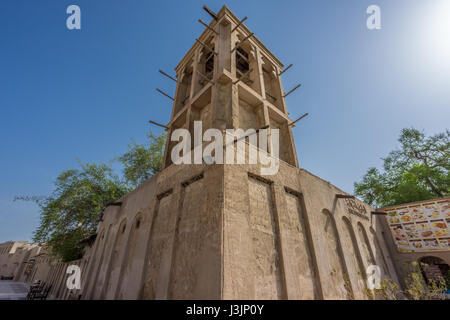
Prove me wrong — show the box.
[222,157,399,300]
[1,160,403,300]
[0,242,91,300]
[82,163,223,300]
[0,242,37,280]
[0,242,17,278]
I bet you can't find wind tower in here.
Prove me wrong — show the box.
[158,5,302,169]
[145,5,316,300]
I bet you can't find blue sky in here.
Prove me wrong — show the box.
[0,0,449,242]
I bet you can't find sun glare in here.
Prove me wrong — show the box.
[421,1,450,70]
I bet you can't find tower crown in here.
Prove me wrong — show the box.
[163,6,299,168]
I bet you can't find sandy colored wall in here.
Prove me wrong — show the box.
[76,154,402,300]
[82,163,223,300]
[0,242,37,280]
[0,242,14,277]
[1,165,403,300]
[0,241,93,300]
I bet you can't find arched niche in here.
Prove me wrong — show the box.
[357,222,376,267]
[115,212,146,299]
[369,227,391,278]
[100,218,128,299]
[319,209,353,299]
[85,224,112,299]
[341,217,368,299]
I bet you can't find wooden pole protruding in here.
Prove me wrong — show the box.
[159,70,177,83]
[233,69,253,85]
[203,5,218,20]
[198,19,219,35]
[196,71,215,85]
[231,33,255,53]
[336,194,355,199]
[283,83,302,98]
[371,211,387,215]
[231,125,270,145]
[156,88,175,101]
[279,64,293,76]
[288,113,309,127]
[196,38,217,55]
[149,120,169,130]
[232,16,248,32]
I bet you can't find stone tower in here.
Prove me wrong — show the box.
[81,5,399,300]
[163,5,299,169]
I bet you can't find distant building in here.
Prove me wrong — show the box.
[0,241,37,280]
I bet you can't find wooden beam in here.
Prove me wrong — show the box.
[288,113,309,126]
[231,16,248,32]
[198,19,219,35]
[232,125,270,144]
[159,70,177,83]
[233,69,253,85]
[196,38,217,55]
[265,91,277,101]
[336,194,355,199]
[231,33,255,53]
[283,83,302,98]
[279,64,293,76]
[203,5,218,20]
[205,51,215,63]
[235,49,249,63]
[149,120,169,130]
[196,70,215,85]
[371,211,388,215]
[156,88,175,101]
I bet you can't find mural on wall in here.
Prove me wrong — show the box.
[385,199,450,253]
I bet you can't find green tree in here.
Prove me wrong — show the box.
[15,162,129,262]
[118,131,166,188]
[15,130,166,261]
[354,128,449,208]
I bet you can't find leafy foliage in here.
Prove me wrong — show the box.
[354,128,450,208]
[373,261,448,300]
[15,131,166,262]
[16,162,129,262]
[118,131,166,188]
